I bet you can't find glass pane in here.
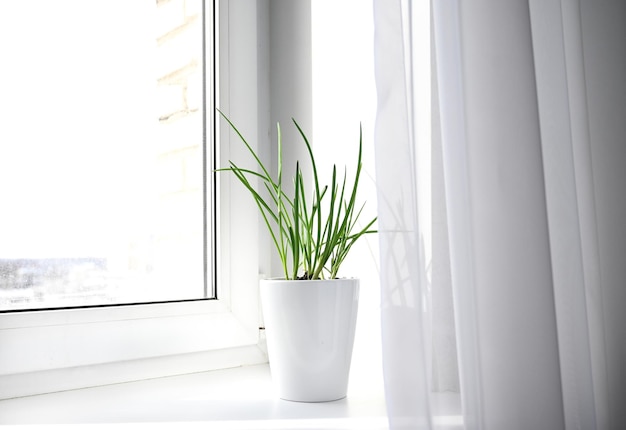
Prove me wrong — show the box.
[0,0,209,310]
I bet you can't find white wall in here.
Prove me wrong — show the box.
[311,0,383,399]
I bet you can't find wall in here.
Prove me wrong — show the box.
[311,0,384,400]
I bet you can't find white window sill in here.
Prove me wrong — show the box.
[0,363,389,429]
[0,363,463,430]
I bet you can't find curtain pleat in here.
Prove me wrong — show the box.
[527,1,601,428]
[431,2,483,428]
[374,0,433,428]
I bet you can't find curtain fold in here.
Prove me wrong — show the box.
[527,1,602,428]
[373,1,432,428]
[430,2,483,428]
[373,0,625,429]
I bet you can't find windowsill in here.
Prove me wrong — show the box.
[0,363,463,429]
[0,364,389,429]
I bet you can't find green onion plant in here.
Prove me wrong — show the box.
[217,110,377,280]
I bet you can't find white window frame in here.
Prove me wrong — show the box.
[0,0,269,400]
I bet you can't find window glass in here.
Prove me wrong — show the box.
[0,0,211,311]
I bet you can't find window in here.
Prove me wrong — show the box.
[0,0,266,399]
[0,0,212,312]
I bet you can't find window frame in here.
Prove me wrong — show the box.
[0,0,268,400]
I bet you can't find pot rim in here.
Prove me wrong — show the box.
[260,277,358,284]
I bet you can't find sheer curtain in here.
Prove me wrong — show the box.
[373,1,626,429]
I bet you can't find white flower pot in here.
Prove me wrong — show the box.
[259,278,360,402]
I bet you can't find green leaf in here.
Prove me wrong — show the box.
[217,111,377,281]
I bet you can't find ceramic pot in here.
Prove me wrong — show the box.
[260,278,359,402]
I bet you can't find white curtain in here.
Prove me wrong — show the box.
[373,1,626,429]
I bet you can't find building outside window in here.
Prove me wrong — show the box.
[0,0,213,311]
